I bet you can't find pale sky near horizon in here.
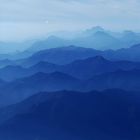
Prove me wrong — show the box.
[0,0,140,41]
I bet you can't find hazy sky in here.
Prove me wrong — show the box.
[0,0,140,41]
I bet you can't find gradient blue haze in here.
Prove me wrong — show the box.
[0,0,140,41]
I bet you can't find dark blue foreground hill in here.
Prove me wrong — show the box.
[0,90,140,140]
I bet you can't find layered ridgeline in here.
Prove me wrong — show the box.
[1,55,140,81]
[2,26,139,54]
[1,45,140,106]
[25,27,140,51]
[1,26,140,60]
[1,43,140,68]
[0,41,140,139]
[0,55,140,107]
[22,43,140,64]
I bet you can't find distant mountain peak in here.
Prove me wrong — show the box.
[94,55,106,60]
[86,56,107,63]
[123,30,135,35]
[130,44,140,49]
[122,30,137,39]
[47,35,60,40]
[69,56,108,67]
[85,26,105,35]
[94,31,110,37]
[88,26,104,32]
[30,72,48,78]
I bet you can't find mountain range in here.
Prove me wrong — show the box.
[0,27,140,140]
[29,27,140,52]
[1,55,140,81]
[1,43,140,68]
[1,26,140,56]
[18,43,140,67]
[1,56,140,106]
